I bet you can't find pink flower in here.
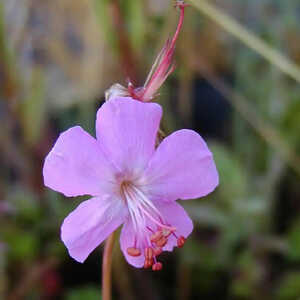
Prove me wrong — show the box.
[43,97,218,270]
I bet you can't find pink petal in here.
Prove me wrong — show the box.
[61,196,126,263]
[43,126,116,197]
[156,201,193,252]
[120,217,145,268]
[96,97,162,174]
[144,129,219,201]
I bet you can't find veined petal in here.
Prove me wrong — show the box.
[120,217,145,268]
[61,195,126,263]
[43,126,116,197]
[144,129,219,201]
[96,97,162,175]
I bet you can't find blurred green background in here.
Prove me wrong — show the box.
[1,0,300,299]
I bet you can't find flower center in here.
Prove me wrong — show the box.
[120,180,185,271]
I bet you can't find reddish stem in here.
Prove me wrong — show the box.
[151,4,185,83]
[140,3,186,101]
[170,4,186,51]
[102,232,115,300]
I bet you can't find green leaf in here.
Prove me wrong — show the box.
[66,286,102,300]
[276,272,300,300]
[210,142,248,206]
[287,220,300,262]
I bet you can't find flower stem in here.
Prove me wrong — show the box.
[102,232,115,300]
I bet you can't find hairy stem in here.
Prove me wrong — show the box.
[102,232,116,300]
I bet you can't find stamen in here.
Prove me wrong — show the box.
[150,231,163,243]
[145,247,154,260]
[153,247,163,256]
[121,180,183,265]
[155,236,167,247]
[177,236,186,248]
[152,262,163,271]
[127,247,141,257]
[130,185,162,218]
[140,206,175,232]
[144,258,153,269]
[162,229,172,238]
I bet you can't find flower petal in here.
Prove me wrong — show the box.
[120,217,145,268]
[156,201,193,252]
[144,129,219,201]
[96,97,162,174]
[43,126,116,197]
[61,196,126,263]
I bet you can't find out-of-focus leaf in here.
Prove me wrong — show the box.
[65,286,101,300]
[126,0,146,52]
[287,220,300,262]
[233,196,269,233]
[183,202,229,227]
[94,0,116,48]
[8,186,41,223]
[181,238,223,270]
[190,0,300,83]
[276,272,300,300]
[20,69,46,146]
[5,229,39,261]
[210,142,248,205]
[281,98,300,146]
[230,251,263,298]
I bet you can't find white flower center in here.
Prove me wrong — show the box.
[119,180,185,270]
[120,181,163,235]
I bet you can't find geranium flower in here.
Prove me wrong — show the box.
[43,97,218,270]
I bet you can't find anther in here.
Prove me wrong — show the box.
[152,262,163,271]
[153,247,162,256]
[150,231,163,243]
[127,247,141,257]
[144,258,153,269]
[155,236,167,247]
[145,247,154,260]
[162,229,172,237]
[177,236,185,248]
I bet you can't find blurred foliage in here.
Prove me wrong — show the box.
[65,286,101,300]
[0,0,300,299]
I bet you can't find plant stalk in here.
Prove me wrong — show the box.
[102,232,115,300]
